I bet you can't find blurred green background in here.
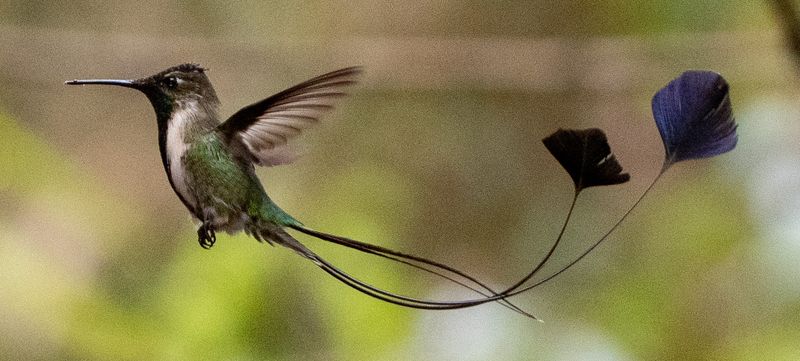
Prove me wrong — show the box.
[1,1,798,360]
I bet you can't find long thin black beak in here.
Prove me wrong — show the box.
[64,79,138,88]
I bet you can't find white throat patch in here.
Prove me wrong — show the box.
[166,102,198,209]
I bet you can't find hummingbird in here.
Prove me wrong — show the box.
[66,64,535,317]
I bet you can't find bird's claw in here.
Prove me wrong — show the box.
[197,224,216,249]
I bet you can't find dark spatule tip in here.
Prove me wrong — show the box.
[542,128,630,192]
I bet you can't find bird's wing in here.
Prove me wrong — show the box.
[216,67,362,166]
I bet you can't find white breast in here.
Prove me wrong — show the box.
[166,104,197,209]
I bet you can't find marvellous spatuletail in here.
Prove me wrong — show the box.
[66,64,535,318]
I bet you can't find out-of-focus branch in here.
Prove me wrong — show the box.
[771,0,800,72]
[0,23,789,92]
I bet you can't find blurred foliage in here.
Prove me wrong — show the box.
[1,1,799,360]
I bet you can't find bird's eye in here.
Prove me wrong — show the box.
[164,76,178,88]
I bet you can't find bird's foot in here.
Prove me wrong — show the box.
[197,223,216,249]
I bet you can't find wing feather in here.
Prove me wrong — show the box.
[217,66,362,166]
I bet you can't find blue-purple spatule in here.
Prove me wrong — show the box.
[653,70,737,171]
[515,71,739,295]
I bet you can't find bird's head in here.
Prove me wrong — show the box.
[66,63,220,120]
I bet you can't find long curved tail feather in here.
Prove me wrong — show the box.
[282,224,538,319]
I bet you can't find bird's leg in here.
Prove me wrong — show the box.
[197,213,216,249]
[197,224,216,249]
